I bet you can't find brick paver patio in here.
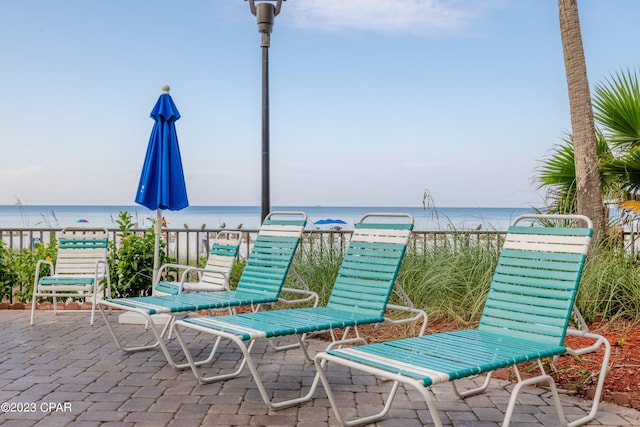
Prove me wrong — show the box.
[1,310,639,426]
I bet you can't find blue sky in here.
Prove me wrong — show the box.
[1,0,638,208]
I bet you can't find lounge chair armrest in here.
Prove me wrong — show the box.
[181,266,226,277]
[324,336,368,351]
[278,287,319,308]
[384,304,428,336]
[179,268,229,292]
[565,328,611,357]
[95,259,109,279]
[34,259,55,283]
[35,259,54,270]
[155,263,191,284]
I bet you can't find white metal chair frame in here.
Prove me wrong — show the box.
[31,226,111,326]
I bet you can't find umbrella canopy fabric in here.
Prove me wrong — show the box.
[135,87,188,211]
[314,219,347,225]
[135,86,188,289]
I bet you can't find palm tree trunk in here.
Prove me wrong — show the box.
[558,0,606,242]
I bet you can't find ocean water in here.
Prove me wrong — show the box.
[0,205,538,231]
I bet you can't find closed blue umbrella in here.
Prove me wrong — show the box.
[135,85,188,287]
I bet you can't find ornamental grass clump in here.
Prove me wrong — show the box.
[291,235,343,305]
[578,237,640,324]
[399,234,498,325]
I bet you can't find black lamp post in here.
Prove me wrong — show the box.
[246,0,284,222]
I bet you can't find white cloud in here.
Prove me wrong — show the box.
[286,0,493,37]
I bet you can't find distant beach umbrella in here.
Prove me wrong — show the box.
[314,219,347,225]
[134,85,189,289]
[76,219,89,223]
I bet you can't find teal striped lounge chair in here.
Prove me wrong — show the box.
[31,226,111,326]
[98,212,316,368]
[315,214,612,427]
[173,213,427,410]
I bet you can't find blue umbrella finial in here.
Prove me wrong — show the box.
[162,85,170,94]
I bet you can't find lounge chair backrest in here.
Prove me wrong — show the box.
[199,235,241,288]
[154,232,241,295]
[478,216,592,346]
[55,227,109,277]
[235,212,307,297]
[326,214,414,317]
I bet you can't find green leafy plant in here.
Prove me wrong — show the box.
[108,211,171,298]
[0,241,18,301]
[13,236,58,303]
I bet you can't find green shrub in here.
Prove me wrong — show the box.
[13,236,58,303]
[108,211,172,298]
[0,241,17,301]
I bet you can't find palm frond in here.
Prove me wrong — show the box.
[593,68,640,150]
[602,147,640,194]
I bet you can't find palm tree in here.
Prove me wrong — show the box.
[597,69,640,200]
[538,69,640,221]
[538,131,614,214]
[558,0,606,241]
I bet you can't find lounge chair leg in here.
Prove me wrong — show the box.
[267,332,306,353]
[267,367,324,410]
[173,325,247,383]
[90,288,98,326]
[30,293,37,325]
[315,354,440,427]
[98,304,161,352]
[565,331,612,427]
[451,372,493,398]
[98,304,200,369]
[503,373,568,427]
[232,336,321,410]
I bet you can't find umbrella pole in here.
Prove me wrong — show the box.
[152,209,161,294]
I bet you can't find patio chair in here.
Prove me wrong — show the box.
[173,213,427,409]
[31,226,111,326]
[98,211,316,368]
[314,214,611,427]
[153,230,242,296]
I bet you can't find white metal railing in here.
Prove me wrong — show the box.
[4,225,639,304]
[1,227,511,261]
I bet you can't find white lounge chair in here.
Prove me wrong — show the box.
[31,226,111,326]
[154,230,242,296]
